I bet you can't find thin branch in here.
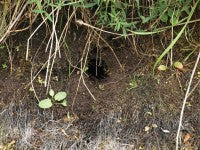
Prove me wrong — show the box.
[176,49,200,150]
[93,30,123,69]
[0,1,28,43]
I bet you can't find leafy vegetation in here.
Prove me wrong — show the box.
[126,76,139,91]
[38,89,67,109]
[26,0,194,33]
[25,0,198,73]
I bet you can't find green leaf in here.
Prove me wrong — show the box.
[32,9,45,14]
[35,0,42,10]
[116,22,121,31]
[38,98,52,109]
[2,63,7,69]
[170,16,179,25]
[84,3,97,8]
[184,7,190,15]
[44,11,53,22]
[185,0,192,5]
[49,89,55,97]
[158,65,167,71]
[28,0,36,4]
[167,8,173,17]
[174,61,183,69]
[54,92,67,101]
[60,99,67,107]
[158,1,167,12]
[93,0,99,4]
[186,102,192,107]
[160,13,168,22]
[140,16,151,23]
[150,6,158,18]
[69,3,82,7]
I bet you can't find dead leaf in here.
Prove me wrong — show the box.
[152,124,158,128]
[144,126,150,132]
[184,133,191,143]
[161,128,170,133]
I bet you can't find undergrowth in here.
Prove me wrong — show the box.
[0,0,198,70]
[0,0,199,149]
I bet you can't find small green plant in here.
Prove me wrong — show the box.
[38,89,67,109]
[127,76,138,91]
[0,45,5,50]
[37,76,45,85]
[2,63,7,69]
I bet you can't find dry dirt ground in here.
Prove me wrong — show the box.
[0,23,199,149]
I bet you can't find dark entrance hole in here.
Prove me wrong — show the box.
[87,58,108,80]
